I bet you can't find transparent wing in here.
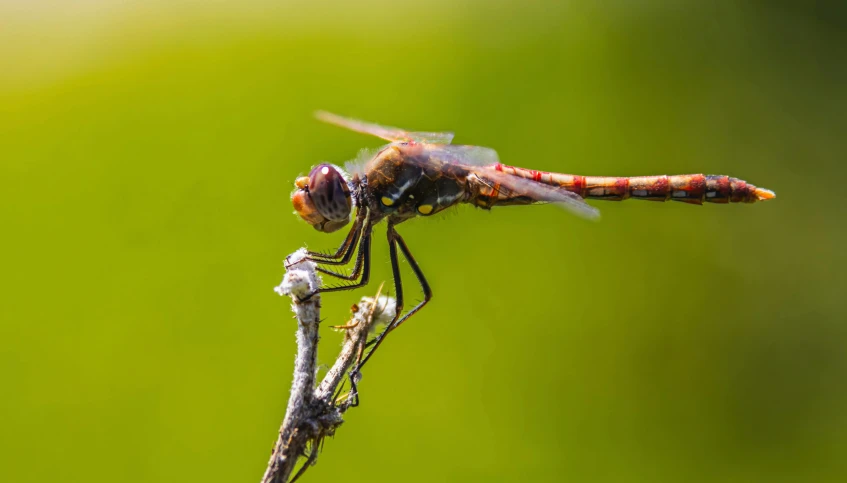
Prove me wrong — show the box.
[424,144,500,167]
[401,145,597,219]
[315,110,455,144]
[343,146,384,176]
[477,167,601,220]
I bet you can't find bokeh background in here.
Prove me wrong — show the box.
[3,1,846,482]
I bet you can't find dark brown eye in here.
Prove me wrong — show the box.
[308,164,352,222]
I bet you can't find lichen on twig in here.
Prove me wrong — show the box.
[261,248,395,483]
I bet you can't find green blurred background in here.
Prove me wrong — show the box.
[2,1,846,481]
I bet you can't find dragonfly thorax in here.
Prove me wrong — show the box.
[363,144,469,223]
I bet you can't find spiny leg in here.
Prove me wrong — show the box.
[284,216,359,273]
[293,226,372,303]
[384,231,432,334]
[318,226,373,293]
[343,224,403,404]
[304,211,366,266]
[315,227,367,281]
[353,224,432,374]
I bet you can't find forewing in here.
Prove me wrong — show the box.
[315,111,454,144]
[424,145,501,167]
[405,131,455,144]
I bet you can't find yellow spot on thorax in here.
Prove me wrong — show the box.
[417,204,433,215]
[381,196,394,206]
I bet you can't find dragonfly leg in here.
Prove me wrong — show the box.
[317,226,372,293]
[352,224,432,377]
[294,227,372,301]
[299,213,364,267]
[342,225,404,405]
[315,226,367,281]
[385,231,432,333]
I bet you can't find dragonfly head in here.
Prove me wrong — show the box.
[291,163,352,233]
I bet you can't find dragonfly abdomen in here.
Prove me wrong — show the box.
[495,165,775,205]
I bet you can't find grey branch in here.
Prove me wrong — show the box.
[261,249,394,483]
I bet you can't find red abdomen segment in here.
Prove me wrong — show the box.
[494,165,775,205]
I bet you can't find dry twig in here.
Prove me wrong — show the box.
[261,249,394,483]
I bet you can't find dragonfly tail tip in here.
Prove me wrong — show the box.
[754,187,776,201]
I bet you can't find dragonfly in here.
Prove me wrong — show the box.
[291,111,776,379]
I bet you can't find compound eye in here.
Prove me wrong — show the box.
[308,164,352,222]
